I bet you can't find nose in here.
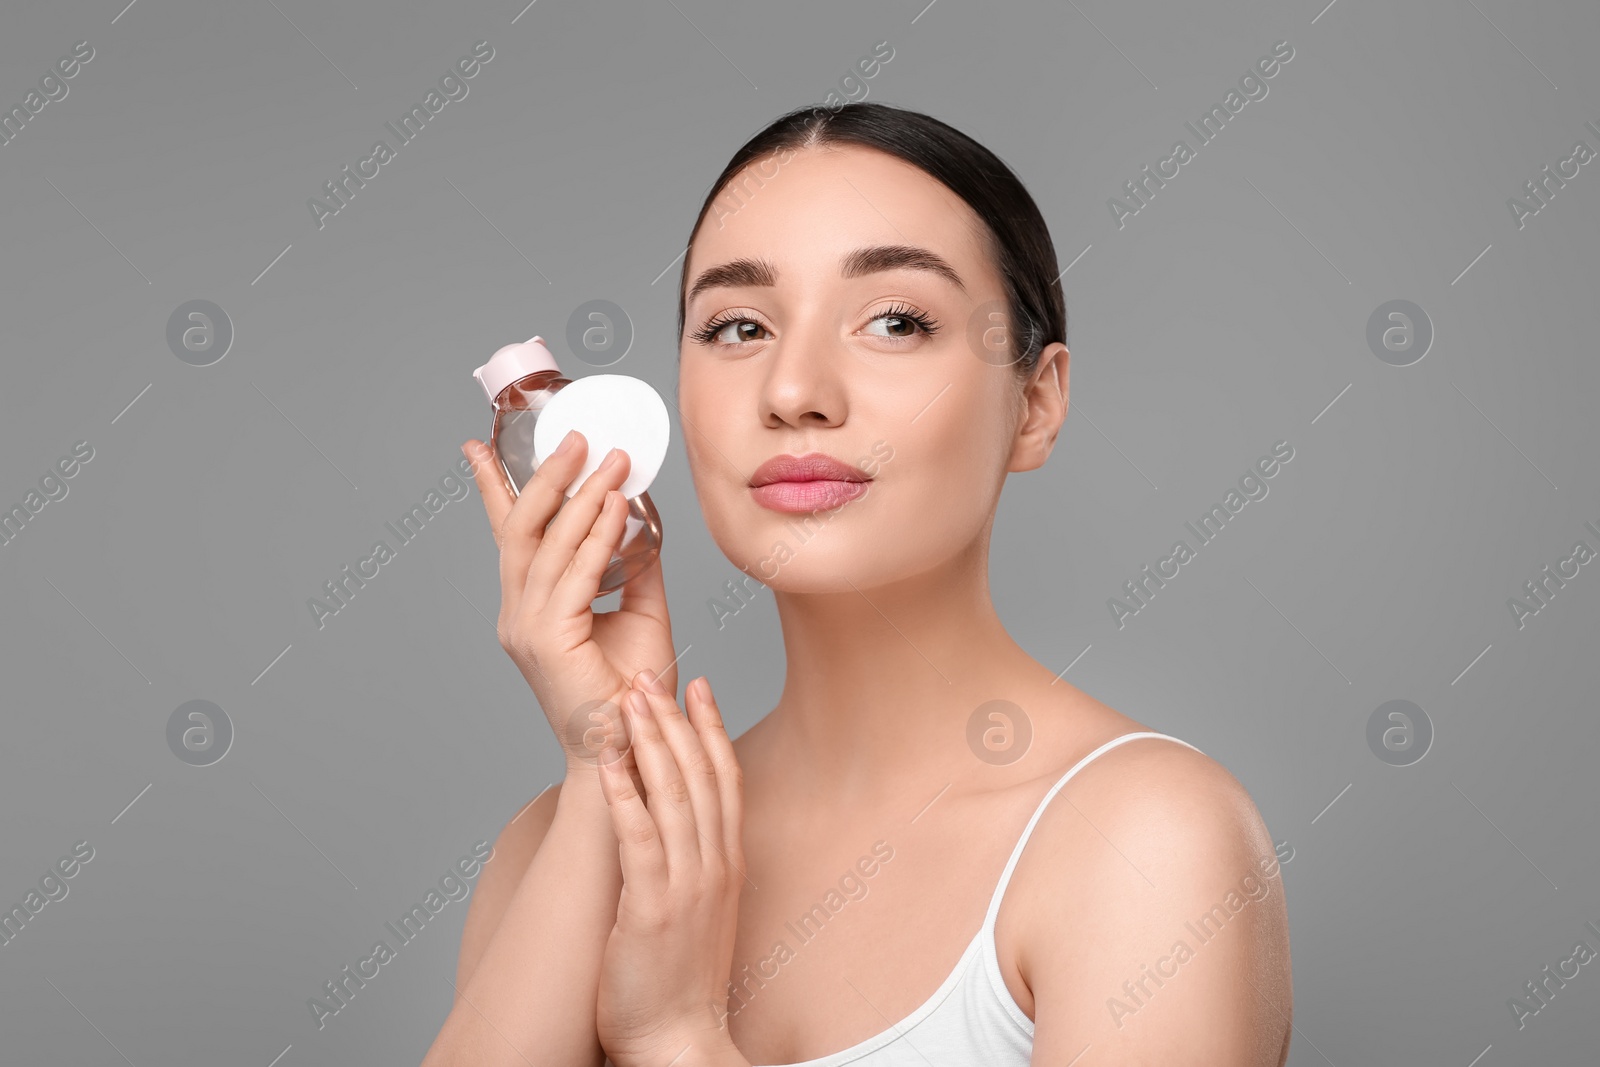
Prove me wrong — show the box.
[758,323,846,430]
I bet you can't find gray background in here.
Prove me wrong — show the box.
[1,0,1596,1063]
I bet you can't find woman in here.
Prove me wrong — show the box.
[424,102,1292,1067]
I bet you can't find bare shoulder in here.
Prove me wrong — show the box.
[1006,734,1293,1064]
[452,784,564,999]
[1073,735,1269,851]
[1011,735,1275,915]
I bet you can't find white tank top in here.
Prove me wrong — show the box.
[749,731,1202,1067]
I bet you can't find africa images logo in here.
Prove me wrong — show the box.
[307,841,493,1031]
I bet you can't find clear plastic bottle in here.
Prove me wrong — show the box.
[473,336,663,598]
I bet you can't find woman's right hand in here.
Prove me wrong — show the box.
[463,430,679,776]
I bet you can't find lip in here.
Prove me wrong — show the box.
[748,452,873,513]
[749,453,870,487]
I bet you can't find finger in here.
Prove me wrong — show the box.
[687,677,744,875]
[622,687,701,874]
[568,696,631,764]
[570,695,647,797]
[544,488,631,621]
[597,742,665,891]
[620,743,648,801]
[468,429,581,549]
[492,430,591,620]
[617,553,674,682]
[603,699,650,799]
[462,439,514,543]
[630,671,724,851]
[521,446,632,618]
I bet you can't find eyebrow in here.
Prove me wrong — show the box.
[686,244,967,303]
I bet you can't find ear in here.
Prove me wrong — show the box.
[1007,342,1069,473]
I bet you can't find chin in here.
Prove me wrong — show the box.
[736,532,959,600]
[710,491,888,593]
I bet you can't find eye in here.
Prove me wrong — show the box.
[689,312,771,347]
[688,303,944,347]
[864,303,942,341]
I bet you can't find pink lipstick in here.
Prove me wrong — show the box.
[748,453,872,513]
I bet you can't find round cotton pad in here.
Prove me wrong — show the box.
[532,374,670,500]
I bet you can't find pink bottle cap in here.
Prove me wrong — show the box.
[473,335,562,404]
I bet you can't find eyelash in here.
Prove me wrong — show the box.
[688,303,943,347]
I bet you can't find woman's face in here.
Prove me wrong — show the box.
[678,143,1063,594]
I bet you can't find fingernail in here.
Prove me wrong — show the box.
[601,447,622,470]
[599,745,619,765]
[626,689,652,717]
[637,668,667,695]
[553,429,577,456]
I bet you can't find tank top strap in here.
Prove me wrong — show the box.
[979,731,1203,931]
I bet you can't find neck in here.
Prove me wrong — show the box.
[759,537,1048,805]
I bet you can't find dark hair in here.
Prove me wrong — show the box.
[677,101,1066,379]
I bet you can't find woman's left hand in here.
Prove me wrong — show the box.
[595,670,750,1067]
